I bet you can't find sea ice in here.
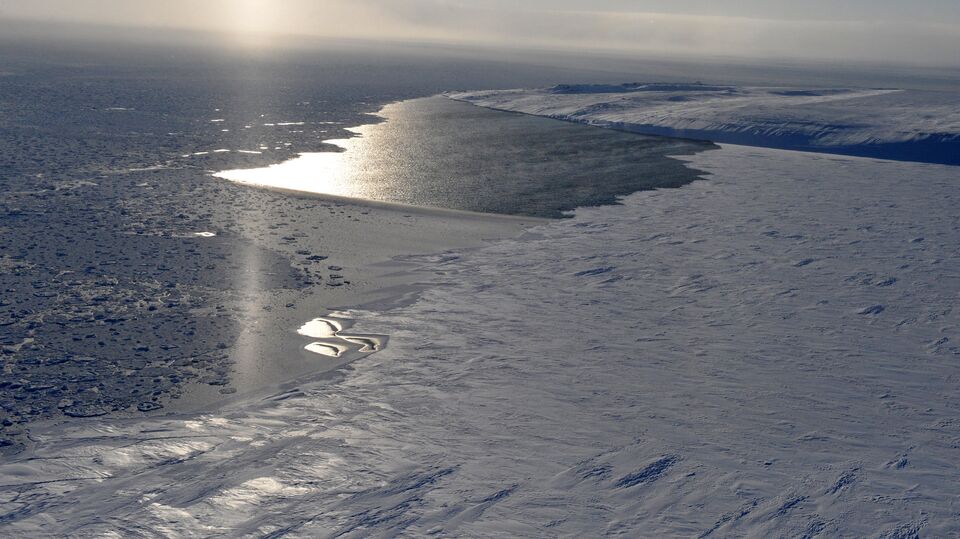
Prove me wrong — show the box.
[450,84,960,164]
[2,144,957,536]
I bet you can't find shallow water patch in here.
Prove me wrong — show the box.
[216,97,715,218]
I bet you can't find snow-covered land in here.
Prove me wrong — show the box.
[449,84,960,165]
[2,144,959,536]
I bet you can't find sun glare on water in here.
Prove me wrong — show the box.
[225,0,279,48]
[213,135,372,200]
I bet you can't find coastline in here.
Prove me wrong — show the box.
[173,94,713,411]
[3,28,958,535]
[0,90,715,447]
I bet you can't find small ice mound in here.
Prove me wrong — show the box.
[298,314,388,358]
[305,341,348,357]
[193,232,217,238]
[298,317,343,338]
[339,333,385,352]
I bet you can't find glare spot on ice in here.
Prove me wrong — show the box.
[209,477,311,510]
[149,502,193,518]
[100,440,215,468]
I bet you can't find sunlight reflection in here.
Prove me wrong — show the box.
[231,232,264,389]
[225,0,278,49]
[213,95,701,218]
[214,127,374,199]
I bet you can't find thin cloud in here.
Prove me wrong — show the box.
[2,0,958,66]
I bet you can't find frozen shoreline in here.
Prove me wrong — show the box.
[3,144,959,536]
[449,84,960,165]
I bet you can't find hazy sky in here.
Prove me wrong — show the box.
[3,0,959,65]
